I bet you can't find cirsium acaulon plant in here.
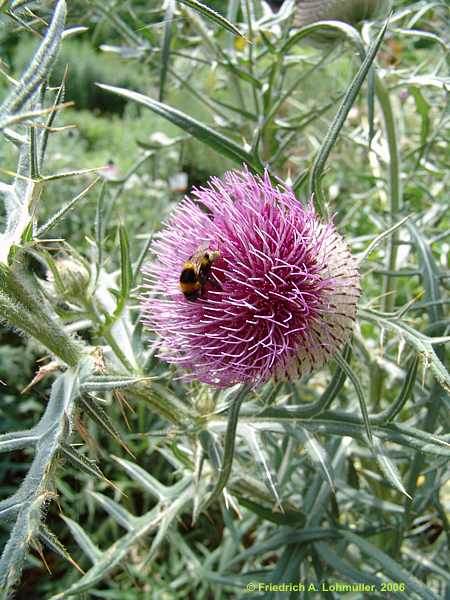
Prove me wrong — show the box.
[141,168,361,387]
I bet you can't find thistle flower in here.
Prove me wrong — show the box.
[295,0,391,28]
[294,0,392,46]
[141,169,360,387]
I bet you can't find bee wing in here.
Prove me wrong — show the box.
[189,241,211,262]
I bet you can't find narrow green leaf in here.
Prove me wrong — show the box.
[29,125,39,179]
[306,17,389,216]
[358,215,410,264]
[210,97,257,121]
[111,456,169,501]
[409,86,430,165]
[338,483,404,514]
[236,497,305,526]
[199,430,223,474]
[39,67,68,171]
[89,491,137,531]
[341,531,440,600]
[230,527,341,566]
[176,0,245,38]
[41,166,105,182]
[160,0,175,102]
[267,343,351,421]
[372,355,419,424]
[282,20,365,57]
[37,177,100,237]
[139,486,193,567]
[97,84,264,174]
[407,222,444,324]
[113,223,132,320]
[314,542,399,597]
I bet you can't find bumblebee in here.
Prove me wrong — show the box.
[179,245,220,301]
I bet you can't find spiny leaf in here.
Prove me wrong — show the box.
[36,177,100,237]
[51,486,193,598]
[0,367,80,593]
[289,426,335,491]
[78,394,134,458]
[360,308,450,391]
[0,0,66,127]
[58,442,116,490]
[60,515,103,564]
[242,426,283,509]
[39,523,84,574]
[111,455,170,501]
[372,437,411,499]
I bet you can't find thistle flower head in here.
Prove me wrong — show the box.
[295,0,391,29]
[141,169,360,387]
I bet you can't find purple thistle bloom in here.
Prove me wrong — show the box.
[141,169,360,387]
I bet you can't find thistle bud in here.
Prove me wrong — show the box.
[48,258,90,302]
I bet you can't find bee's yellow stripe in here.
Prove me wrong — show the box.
[180,281,201,293]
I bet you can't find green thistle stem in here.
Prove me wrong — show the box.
[0,266,83,367]
[369,73,402,410]
[374,73,402,312]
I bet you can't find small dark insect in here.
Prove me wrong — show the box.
[179,244,220,301]
[410,515,444,545]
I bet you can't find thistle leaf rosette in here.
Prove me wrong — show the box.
[141,169,360,387]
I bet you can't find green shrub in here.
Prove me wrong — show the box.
[13,38,146,114]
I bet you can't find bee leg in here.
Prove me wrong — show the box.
[210,272,223,290]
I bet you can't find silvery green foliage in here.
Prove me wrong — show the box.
[0,2,88,594]
[0,0,66,130]
[0,360,88,591]
[0,0,66,263]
